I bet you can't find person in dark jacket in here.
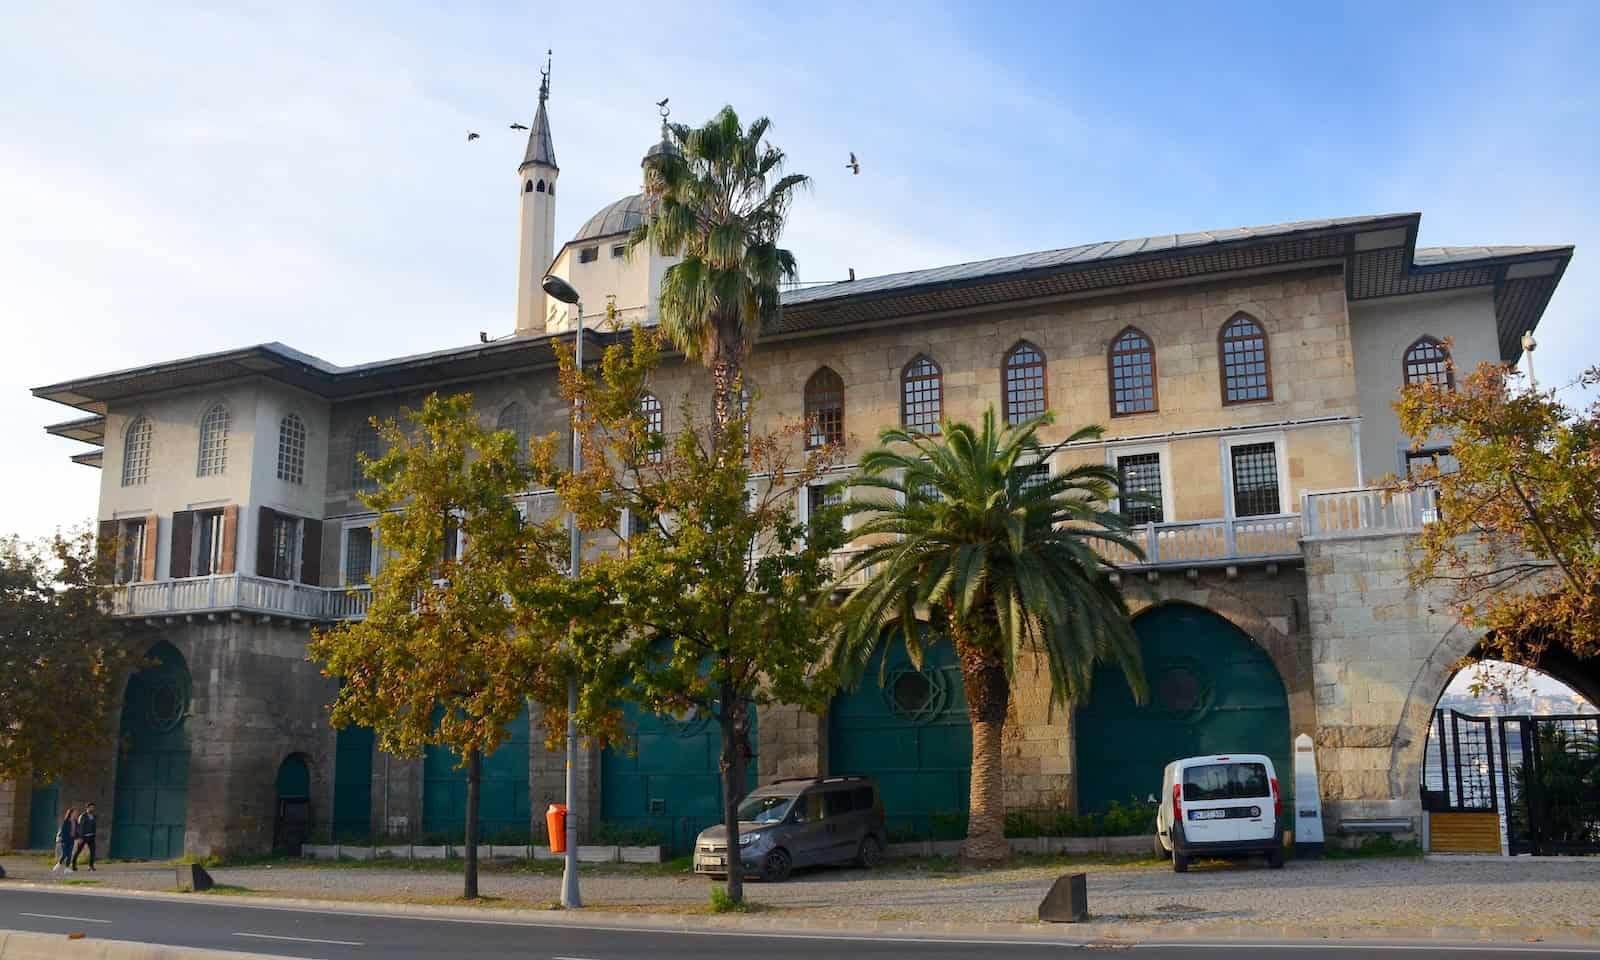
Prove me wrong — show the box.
[70,802,97,871]
[51,805,76,873]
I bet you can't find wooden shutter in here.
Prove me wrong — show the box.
[257,507,278,578]
[97,519,116,568]
[300,517,323,585]
[170,510,195,578]
[141,512,159,581]
[219,505,238,574]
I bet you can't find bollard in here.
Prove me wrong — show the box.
[1038,872,1088,922]
[176,863,214,892]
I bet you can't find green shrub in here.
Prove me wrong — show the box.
[488,828,531,846]
[589,822,664,847]
[709,886,754,913]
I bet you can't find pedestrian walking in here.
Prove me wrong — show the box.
[51,805,77,873]
[70,802,97,872]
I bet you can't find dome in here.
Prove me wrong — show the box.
[573,194,644,243]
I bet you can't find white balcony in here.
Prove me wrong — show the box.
[111,574,371,622]
[1301,486,1437,539]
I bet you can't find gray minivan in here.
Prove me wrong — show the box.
[693,776,886,882]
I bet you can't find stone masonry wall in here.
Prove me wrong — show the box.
[0,778,27,850]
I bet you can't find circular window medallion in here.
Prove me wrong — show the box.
[1153,658,1212,720]
[883,665,948,724]
[146,679,187,733]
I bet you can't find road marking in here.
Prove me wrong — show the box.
[234,932,365,946]
[553,956,602,959]
[19,912,111,924]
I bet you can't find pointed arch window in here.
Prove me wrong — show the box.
[536,179,547,193]
[122,415,152,487]
[1109,327,1157,416]
[901,356,943,435]
[1403,336,1453,388]
[639,391,663,463]
[1002,341,1047,425]
[197,403,230,476]
[524,180,534,194]
[352,424,382,493]
[804,367,844,448]
[1219,313,1272,404]
[497,402,531,460]
[277,413,307,484]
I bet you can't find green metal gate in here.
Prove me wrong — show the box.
[423,706,530,841]
[601,703,757,856]
[332,725,374,840]
[27,782,59,851]
[110,642,192,860]
[1076,604,1291,823]
[828,628,971,842]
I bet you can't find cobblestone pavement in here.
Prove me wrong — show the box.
[4,853,1599,933]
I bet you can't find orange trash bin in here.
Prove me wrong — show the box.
[546,803,568,853]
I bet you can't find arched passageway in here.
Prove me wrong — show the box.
[111,642,192,860]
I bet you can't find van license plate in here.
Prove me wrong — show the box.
[702,855,724,867]
[1189,809,1227,821]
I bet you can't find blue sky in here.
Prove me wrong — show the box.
[2,1,1595,539]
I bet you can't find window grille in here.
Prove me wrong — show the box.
[804,367,844,448]
[579,247,598,263]
[197,403,230,476]
[345,527,373,585]
[1230,442,1281,517]
[1109,328,1157,416]
[1220,315,1272,403]
[277,413,306,484]
[497,402,530,460]
[352,425,382,492]
[639,392,663,463]
[1404,337,1452,388]
[901,356,943,434]
[1117,453,1164,524]
[1003,342,1047,424]
[122,416,152,487]
[1013,462,1050,495]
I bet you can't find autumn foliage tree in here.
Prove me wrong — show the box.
[1385,360,1600,664]
[309,393,571,899]
[0,529,131,783]
[548,328,843,905]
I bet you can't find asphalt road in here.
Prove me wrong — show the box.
[2,887,1597,960]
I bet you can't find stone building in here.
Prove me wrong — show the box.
[5,79,1579,857]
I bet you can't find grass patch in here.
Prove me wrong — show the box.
[198,852,695,877]
[61,878,103,886]
[1322,835,1423,860]
[708,886,767,914]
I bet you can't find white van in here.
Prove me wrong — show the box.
[1155,754,1283,872]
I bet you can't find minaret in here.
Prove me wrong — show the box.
[515,53,558,337]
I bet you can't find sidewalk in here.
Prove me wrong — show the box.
[3,851,1598,943]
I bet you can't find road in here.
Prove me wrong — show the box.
[2,887,1597,959]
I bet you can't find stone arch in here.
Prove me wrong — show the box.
[110,641,193,860]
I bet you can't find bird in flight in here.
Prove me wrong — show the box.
[845,152,860,175]
[509,122,529,131]
[655,97,669,109]
[467,131,481,142]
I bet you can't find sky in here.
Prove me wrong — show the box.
[2,0,1596,540]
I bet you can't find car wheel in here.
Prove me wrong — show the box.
[1266,845,1285,869]
[1153,832,1171,860]
[855,835,884,869]
[760,848,793,883]
[1173,852,1190,873]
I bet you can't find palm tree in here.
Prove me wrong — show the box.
[628,106,808,448]
[832,409,1147,862]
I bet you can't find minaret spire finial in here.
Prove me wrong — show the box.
[539,49,551,102]
[521,51,557,171]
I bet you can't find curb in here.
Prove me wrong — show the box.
[1,928,282,960]
[4,880,1599,947]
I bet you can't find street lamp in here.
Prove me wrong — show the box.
[542,273,583,910]
[1521,331,1538,392]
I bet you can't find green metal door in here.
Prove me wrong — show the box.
[601,703,757,856]
[27,783,59,850]
[828,628,971,842]
[1076,604,1291,823]
[423,705,530,841]
[332,725,374,840]
[110,643,191,860]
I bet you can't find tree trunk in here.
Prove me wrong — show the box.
[464,747,481,900]
[954,619,1011,863]
[719,683,747,903]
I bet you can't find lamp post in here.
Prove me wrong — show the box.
[542,273,583,909]
[1521,331,1539,392]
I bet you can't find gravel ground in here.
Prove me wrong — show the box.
[5,853,1599,932]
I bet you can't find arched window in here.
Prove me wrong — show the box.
[122,415,152,487]
[1002,341,1047,425]
[277,413,307,484]
[1108,327,1157,416]
[901,356,943,435]
[524,180,534,194]
[804,367,844,448]
[352,425,382,493]
[1219,313,1272,404]
[497,402,530,459]
[196,403,230,476]
[536,179,546,193]
[1403,336,1453,388]
[639,392,663,463]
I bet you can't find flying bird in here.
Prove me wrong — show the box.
[655,97,669,109]
[845,152,860,175]
[467,131,480,142]
[509,122,529,131]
